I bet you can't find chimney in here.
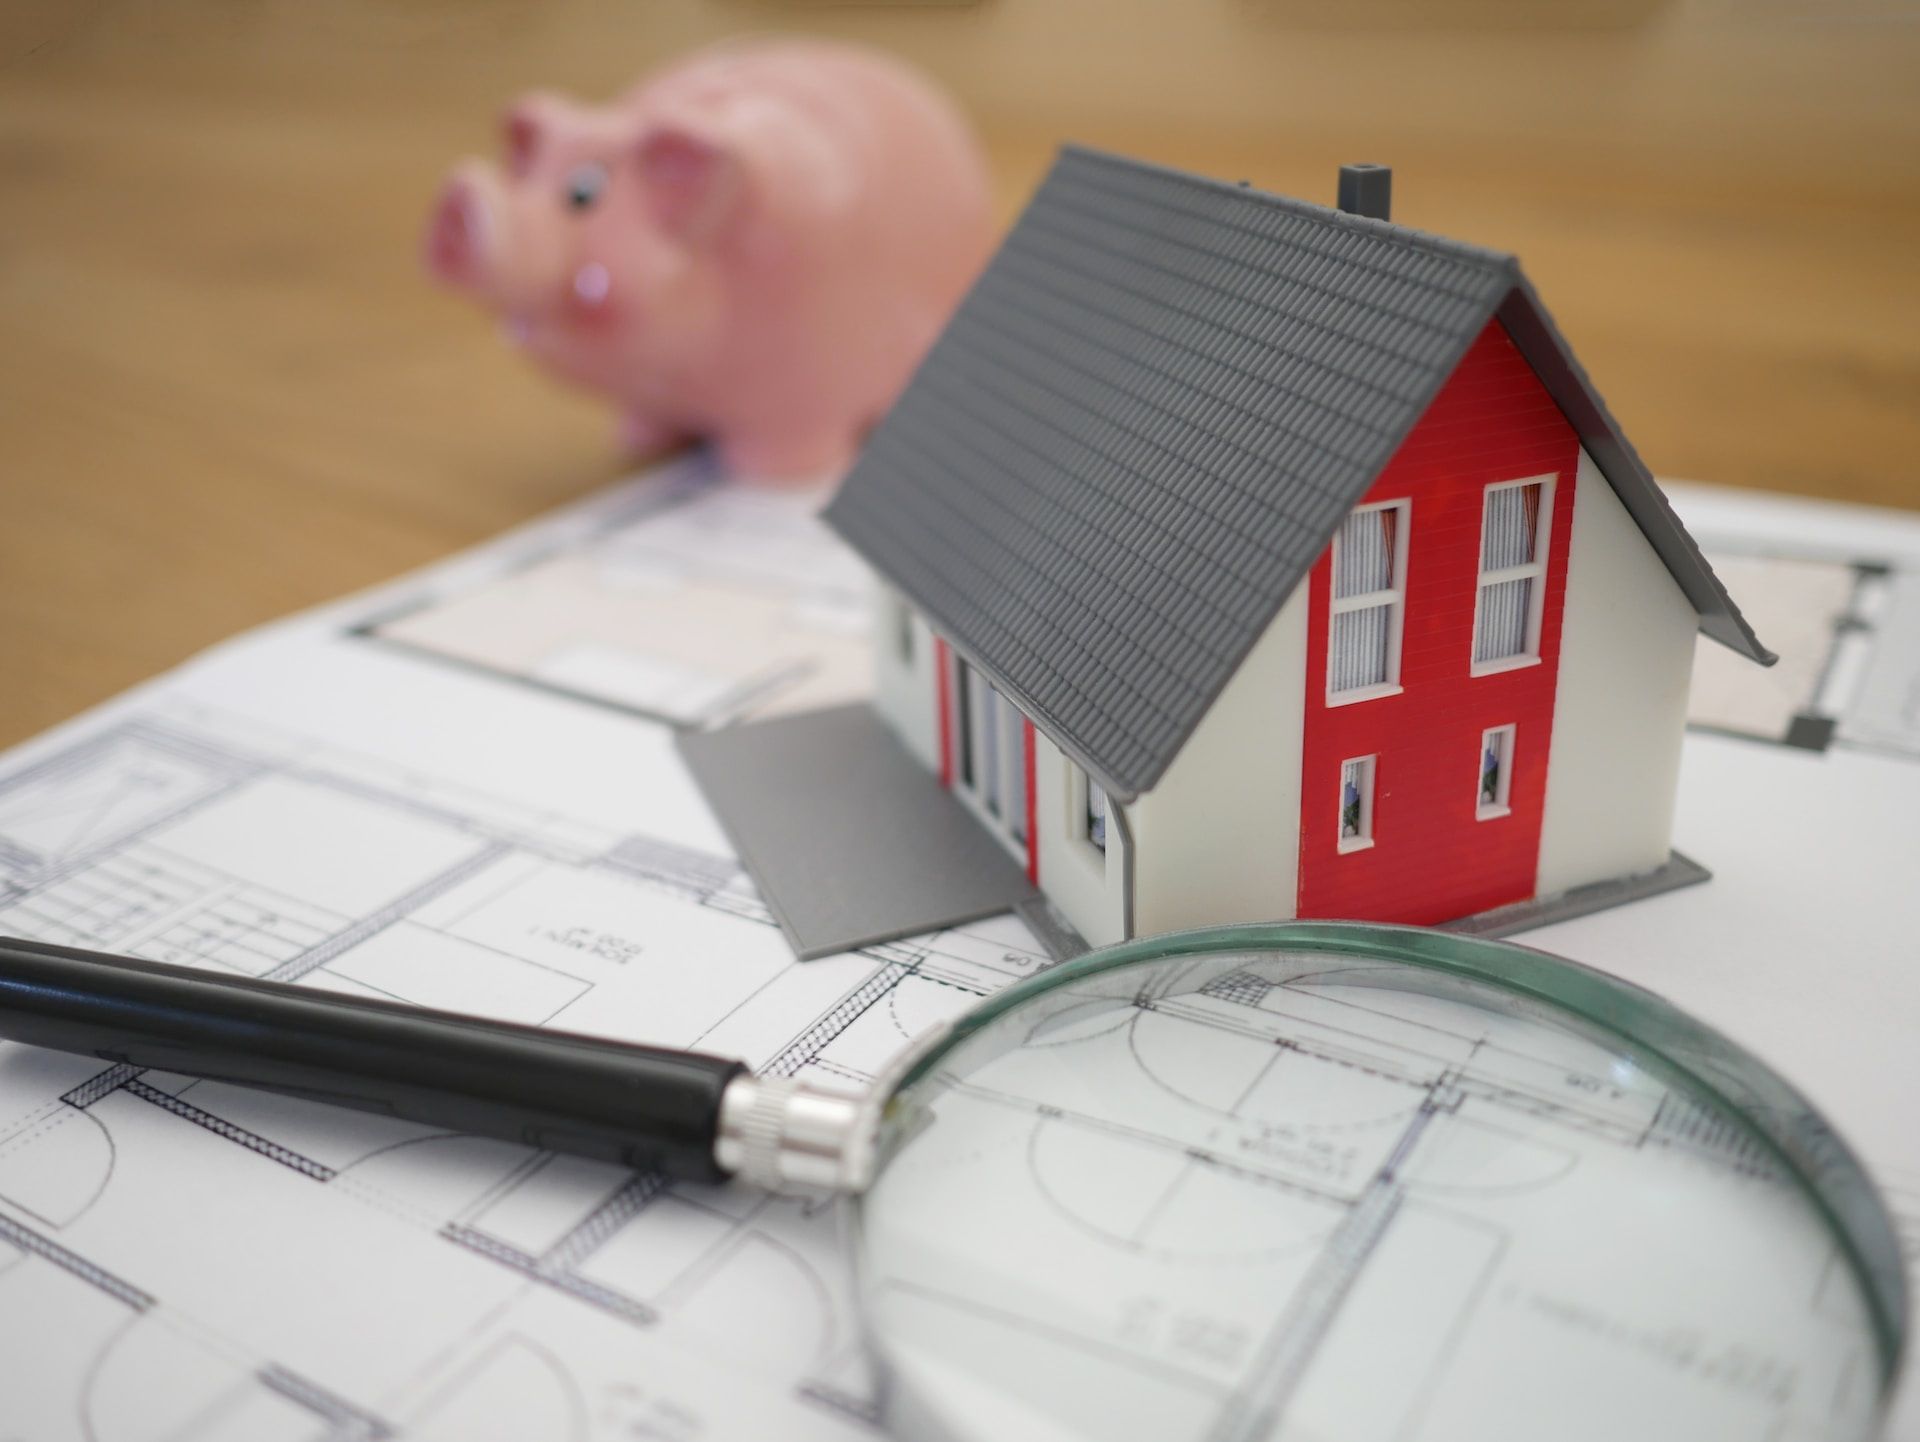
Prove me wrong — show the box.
[1337,164,1392,222]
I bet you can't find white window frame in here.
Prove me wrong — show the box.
[1070,763,1108,858]
[1337,754,1377,854]
[1470,475,1556,677]
[1326,499,1411,707]
[951,654,1029,861]
[1477,724,1515,820]
[891,595,915,666]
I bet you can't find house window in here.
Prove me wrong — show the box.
[1006,696,1029,845]
[957,660,981,793]
[1337,755,1376,852]
[1078,768,1108,854]
[892,596,915,665]
[1328,501,1409,703]
[954,657,1029,850]
[1478,725,1515,819]
[1472,478,1554,672]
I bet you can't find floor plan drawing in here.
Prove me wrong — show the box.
[0,467,1915,1439]
[1682,488,1920,762]
[865,961,1882,1441]
[367,457,875,730]
[0,691,1051,1441]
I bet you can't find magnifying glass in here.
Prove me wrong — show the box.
[0,923,1905,1440]
[848,923,1908,1441]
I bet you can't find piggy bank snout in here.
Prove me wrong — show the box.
[425,168,495,290]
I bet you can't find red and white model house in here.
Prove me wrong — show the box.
[810,150,1772,954]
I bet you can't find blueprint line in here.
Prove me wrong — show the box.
[124,1079,337,1182]
[267,841,514,984]
[0,1211,154,1312]
[260,1363,394,1441]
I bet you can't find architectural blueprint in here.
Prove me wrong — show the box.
[867,960,1880,1441]
[0,621,1052,1440]
[0,458,1914,1439]
[365,461,872,729]
[1683,483,1920,761]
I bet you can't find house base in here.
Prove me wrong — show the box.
[1441,850,1710,940]
[680,698,1708,961]
[1013,896,1092,962]
[677,703,1038,960]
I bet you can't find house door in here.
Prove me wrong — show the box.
[951,658,1031,862]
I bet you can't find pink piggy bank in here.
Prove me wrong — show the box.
[425,39,996,481]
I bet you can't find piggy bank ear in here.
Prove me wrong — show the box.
[634,125,743,244]
[501,92,576,178]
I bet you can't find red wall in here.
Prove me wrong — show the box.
[1296,319,1580,924]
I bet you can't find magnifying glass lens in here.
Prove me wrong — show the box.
[852,932,1895,1442]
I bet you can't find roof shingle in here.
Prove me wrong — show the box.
[825,146,1770,800]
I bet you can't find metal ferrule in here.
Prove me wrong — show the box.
[714,1074,874,1194]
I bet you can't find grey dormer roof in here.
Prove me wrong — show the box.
[824,146,1772,802]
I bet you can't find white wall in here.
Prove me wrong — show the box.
[871,584,939,771]
[871,588,1130,947]
[1034,731,1130,948]
[1127,586,1310,936]
[1535,448,1698,895]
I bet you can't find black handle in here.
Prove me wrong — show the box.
[0,937,747,1183]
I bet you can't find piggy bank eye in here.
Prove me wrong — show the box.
[565,162,607,212]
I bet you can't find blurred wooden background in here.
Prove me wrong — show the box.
[2,0,1918,747]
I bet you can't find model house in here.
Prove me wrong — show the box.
[685,148,1771,960]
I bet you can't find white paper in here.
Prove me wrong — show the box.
[0,464,1914,1439]
[0,499,1052,1438]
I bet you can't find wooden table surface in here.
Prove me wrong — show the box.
[4,2,1918,750]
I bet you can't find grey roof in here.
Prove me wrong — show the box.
[824,145,1772,802]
